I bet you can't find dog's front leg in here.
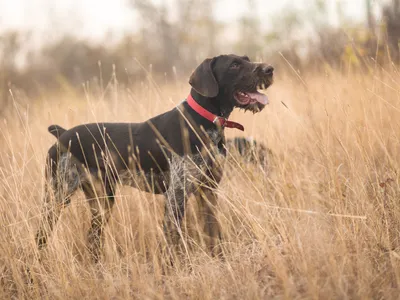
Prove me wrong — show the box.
[163,187,187,247]
[162,155,191,248]
[197,188,223,257]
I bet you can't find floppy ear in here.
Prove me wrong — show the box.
[189,57,218,98]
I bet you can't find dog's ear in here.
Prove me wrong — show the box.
[189,57,218,98]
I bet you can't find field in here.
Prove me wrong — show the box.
[1,66,400,299]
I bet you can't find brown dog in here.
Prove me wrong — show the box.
[35,54,274,261]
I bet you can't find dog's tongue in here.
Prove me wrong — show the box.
[248,92,269,105]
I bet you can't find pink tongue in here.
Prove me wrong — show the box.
[247,92,269,105]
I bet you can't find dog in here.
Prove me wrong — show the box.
[35,54,274,261]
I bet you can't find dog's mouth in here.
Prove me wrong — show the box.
[234,81,271,113]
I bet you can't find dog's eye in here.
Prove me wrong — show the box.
[230,62,240,69]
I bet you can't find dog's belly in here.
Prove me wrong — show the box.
[118,169,169,194]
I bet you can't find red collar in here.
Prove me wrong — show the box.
[186,94,244,131]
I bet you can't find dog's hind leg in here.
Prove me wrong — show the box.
[35,184,71,249]
[82,178,115,263]
[35,153,79,249]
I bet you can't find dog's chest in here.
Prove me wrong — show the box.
[207,129,223,146]
[206,129,226,156]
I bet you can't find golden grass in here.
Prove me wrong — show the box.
[1,66,400,299]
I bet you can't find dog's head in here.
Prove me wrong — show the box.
[189,54,274,114]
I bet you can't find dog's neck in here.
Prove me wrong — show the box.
[190,89,234,119]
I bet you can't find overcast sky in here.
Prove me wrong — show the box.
[0,0,383,43]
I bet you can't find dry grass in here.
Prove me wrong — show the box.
[1,65,400,299]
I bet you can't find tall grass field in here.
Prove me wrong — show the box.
[1,66,400,299]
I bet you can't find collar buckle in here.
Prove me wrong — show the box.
[213,116,226,128]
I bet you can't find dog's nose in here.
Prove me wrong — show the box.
[263,65,274,75]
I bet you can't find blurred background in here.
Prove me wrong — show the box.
[0,0,399,97]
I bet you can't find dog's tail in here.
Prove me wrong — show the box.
[48,125,67,139]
